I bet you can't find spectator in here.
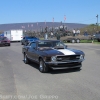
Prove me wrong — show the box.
[56,31,60,40]
[72,29,76,36]
[50,31,53,38]
[84,30,88,36]
[76,29,80,35]
[44,32,48,40]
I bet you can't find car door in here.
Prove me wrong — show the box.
[28,42,37,61]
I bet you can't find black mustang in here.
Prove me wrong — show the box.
[22,40,85,73]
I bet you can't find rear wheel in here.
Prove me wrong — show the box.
[39,58,49,73]
[24,54,30,64]
[76,39,80,43]
[71,39,75,43]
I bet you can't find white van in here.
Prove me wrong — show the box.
[4,30,23,41]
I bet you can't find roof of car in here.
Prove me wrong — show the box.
[28,40,60,44]
[37,39,60,42]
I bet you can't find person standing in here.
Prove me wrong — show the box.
[76,29,80,35]
[72,29,76,36]
[44,27,48,40]
[56,31,60,40]
[44,31,48,40]
[50,31,53,38]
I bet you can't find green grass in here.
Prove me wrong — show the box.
[93,41,100,44]
[80,39,92,43]
[80,39,100,44]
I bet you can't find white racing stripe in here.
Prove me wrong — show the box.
[58,49,75,55]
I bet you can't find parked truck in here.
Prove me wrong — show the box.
[4,30,23,42]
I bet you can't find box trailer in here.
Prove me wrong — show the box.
[4,30,23,41]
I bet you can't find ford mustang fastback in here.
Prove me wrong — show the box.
[22,40,85,73]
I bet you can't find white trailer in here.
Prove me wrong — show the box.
[4,30,23,41]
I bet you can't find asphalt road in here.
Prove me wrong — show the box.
[0,43,100,100]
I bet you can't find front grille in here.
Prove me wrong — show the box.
[56,55,80,61]
[51,62,81,67]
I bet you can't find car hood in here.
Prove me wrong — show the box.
[41,48,84,56]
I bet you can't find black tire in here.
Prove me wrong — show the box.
[24,54,30,64]
[71,39,75,43]
[8,44,10,46]
[21,42,23,45]
[98,39,100,42]
[39,58,49,73]
[76,39,80,43]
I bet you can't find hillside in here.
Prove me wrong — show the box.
[80,24,100,35]
[0,22,87,31]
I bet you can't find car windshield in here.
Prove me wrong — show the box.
[38,41,65,48]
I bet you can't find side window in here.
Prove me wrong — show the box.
[31,42,36,49]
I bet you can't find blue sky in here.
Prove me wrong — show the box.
[0,0,100,24]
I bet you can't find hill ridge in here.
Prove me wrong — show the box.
[0,22,88,31]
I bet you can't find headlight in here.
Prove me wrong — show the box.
[80,55,84,60]
[51,56,56,61]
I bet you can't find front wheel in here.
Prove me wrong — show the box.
[21,42,23,45]
[39,58,49,73]
[7,43,11,46]
[24,54,30,64]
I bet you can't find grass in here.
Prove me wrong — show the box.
[80,39,92,43]
[93,41,100,44]
[80,39,100,44]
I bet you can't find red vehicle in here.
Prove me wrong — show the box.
[0,37,11,46]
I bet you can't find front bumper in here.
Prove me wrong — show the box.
[45,60,83,70]
[0,43,10,46]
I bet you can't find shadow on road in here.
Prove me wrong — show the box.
[26,61,81,74]
[48,68,81,74]
[0,45,10,47]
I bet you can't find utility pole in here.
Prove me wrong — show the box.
[96,14,98,30]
